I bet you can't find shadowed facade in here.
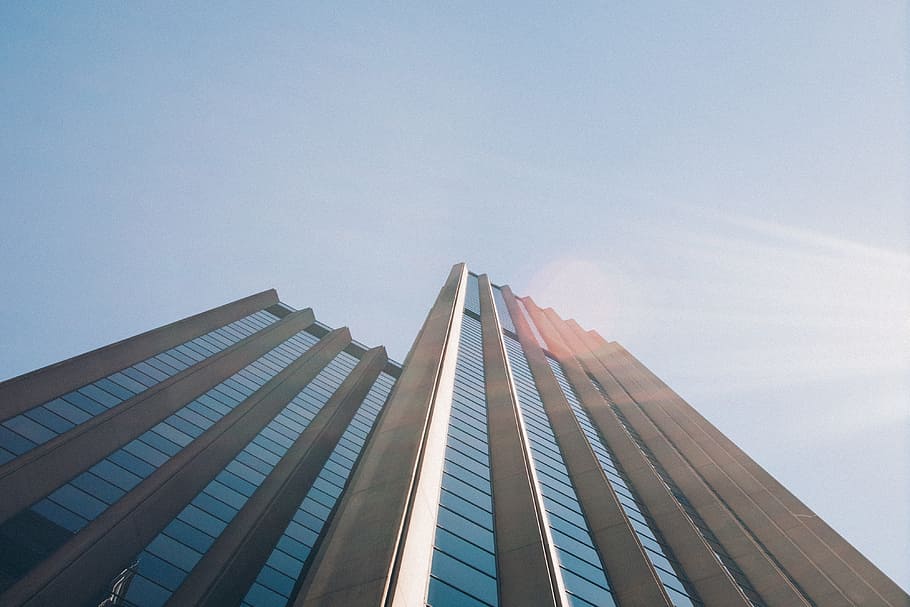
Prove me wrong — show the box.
[0,265,905,607]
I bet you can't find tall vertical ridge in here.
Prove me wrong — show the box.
[501,286,673,607]
[476,274,562,607]
[293,263,467,607]
[0,268,903,607]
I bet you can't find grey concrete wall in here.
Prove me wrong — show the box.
[166,347,388,607]
[563,321,810,607]
[522,298,750,607]
[502,289,671,607]
[480,278,561,607]
[0,309,316,525]
[608,341,907,607]
[595,339,880,606]
[1,328,350,607]
[293,263,467,607]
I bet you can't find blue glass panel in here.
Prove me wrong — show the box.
[264,548,303,579]
[45,484,107,520]
[165,518,215,553]
[427,314,498,605]
[437,507,495,553]
[0,425,34,454]
[24,407,72,433]
[256,565,296,596]
[241,372,395,606]
[464,274,481,315]
[119,349,360,606]
[0,310,279,463]
[71,471,123,504]
[0,327,314,596]
[431,550,497,606]
[44,398,91,425]
[435,527,495,574]
[500,335,614,602]
[427,577,493,607]
[491,286,515,334]
[3,416,54,444]
[243,582,285,607]
[146,534,198,572]
[570,369,707,605]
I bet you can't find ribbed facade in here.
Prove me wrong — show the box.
[0,265,905,607]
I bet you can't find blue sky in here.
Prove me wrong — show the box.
[2,1,907,591]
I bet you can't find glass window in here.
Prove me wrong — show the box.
[44,398,91,425]
[427,577,493,607]
[71,471,122,504]
[255,565,296,596]
[241,371,395,605]
[165,518,215,553]
[146,534,199,572]
[435,527,495,575]
[138,553,186,591]
[430,550,497,606]
[264,548,303,579]
[178,504,228,537]
[47,484,107,520]
[25,408,72,433]
[3,416,55,444]
[437,507,494,552]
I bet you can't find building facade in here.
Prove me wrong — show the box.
[0,264,905,607]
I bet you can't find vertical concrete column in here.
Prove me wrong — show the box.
[666,382,909,607]
[560,319,810,607]
[0,309,317,525]
[594,338,882,606]
[479,278,562,607]
[293,264,467,607]
[166,347,388,607]
[522,299,751,607]
[2,328,352,607]
[606,341,905,607]
[0,290,280,422]
[651,368,909,607]
[501,288,671,607]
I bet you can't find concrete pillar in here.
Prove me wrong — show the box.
[1,328,351,607]
[594,338,876,606]
[522,298,750,607]
[670,386,908,606]
[502,288,671,607]
[293,263,467,607]
[561,320,810,607]
[0,309,316,525]
[606,341,904,607]
[479,278,561,607]
[166,347,388,607]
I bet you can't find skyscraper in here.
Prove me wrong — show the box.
[0,263,905,607]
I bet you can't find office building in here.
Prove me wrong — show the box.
[0,264,905,607]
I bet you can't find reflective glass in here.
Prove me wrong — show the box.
[240,372,395,606]
[547,357,701,605]
[491,286,515,334]
[465,274,481,315]
[427,577,491,607]
[586,373,757,605]
[0,329,318,594]
[0,311,280,460]
[431,550,497,605]
[427,314,498,606]
[499,333,614,605]
[122,350,360,607]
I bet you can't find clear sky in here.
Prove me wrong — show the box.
[2,1,907,591]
